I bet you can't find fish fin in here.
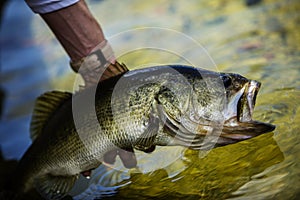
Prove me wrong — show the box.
[134,114,159,153]
[118,148,137,168]
[101,62,129,81]
[113,61,130,74]
[81,61,129,88]
[34,174,78,200]
[104,148,137,169]
[30,91,72,141]
[103,149,118,165]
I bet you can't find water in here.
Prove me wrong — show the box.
[1,0,299,199]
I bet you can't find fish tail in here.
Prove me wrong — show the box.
[34,173,78,200]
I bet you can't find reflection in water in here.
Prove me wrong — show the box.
[1,0,300,199]
[73,135,283,200]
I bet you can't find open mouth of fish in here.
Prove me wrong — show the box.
[237,80,260,123]
[160,80,275,149]
[221,80,275,141]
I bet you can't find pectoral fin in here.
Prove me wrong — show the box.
[118,148,137,168]
[134,114,159,153]
[103,148,137,169]
[34,174,78,200]
[103,149,118,165]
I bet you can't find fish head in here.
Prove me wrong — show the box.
[158,68,275,149]
[219,73,275,142]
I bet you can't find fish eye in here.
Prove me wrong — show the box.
[221,75,232,88]
[234,83,241,89]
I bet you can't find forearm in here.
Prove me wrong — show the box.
[40,0,105,63]
[26,0,120,86]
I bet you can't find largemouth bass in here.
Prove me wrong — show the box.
[9,62,275,199]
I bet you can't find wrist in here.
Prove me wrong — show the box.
[70,40,116,73]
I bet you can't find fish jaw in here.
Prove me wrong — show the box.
[238,80,260,122]
[222,80,260,123]
[220,80,275,142]
[221,120,275,139]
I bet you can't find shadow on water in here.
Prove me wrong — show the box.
[97,134,284,200]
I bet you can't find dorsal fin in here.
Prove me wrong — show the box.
[98,61,129,82]
[30,91,72,141]
[102,62,129,79]
[80,61,129,89]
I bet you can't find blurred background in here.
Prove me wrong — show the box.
[0,0,299,199]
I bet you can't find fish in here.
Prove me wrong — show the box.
[8,62,275,199]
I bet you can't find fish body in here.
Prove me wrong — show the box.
[11,63,275,199]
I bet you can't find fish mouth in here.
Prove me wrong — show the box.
[237,80,260,123]
[159,80,275,150]
[221,80,275,142]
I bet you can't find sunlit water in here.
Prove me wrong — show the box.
[0,0,299,199]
